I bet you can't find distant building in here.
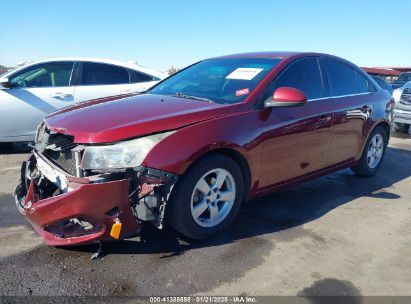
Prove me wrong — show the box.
[362,67,411,83]
[362,67,402,83]
[377,67,411,73]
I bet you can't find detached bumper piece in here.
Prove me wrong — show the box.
[393,108,411,125]
[14,153,177,246]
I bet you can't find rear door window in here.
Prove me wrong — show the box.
[322,59,359,96]
[81,62,129,85]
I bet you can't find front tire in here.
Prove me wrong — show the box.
[166,154,245,240]
[351,126,387,176]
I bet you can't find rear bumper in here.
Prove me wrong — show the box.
[14,154,140,246]
[393,108,411,125]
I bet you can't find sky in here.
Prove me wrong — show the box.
[1,0,410,72]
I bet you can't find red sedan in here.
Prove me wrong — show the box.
[14,52,393,246]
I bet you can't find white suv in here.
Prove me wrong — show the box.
[393,81,411,133]
[0,58,167,142]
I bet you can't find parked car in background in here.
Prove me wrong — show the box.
[0,58,167,142]
[14,52,393,246]
[371,75,393,95]
[391,72,411,90]
[392,81,411,133]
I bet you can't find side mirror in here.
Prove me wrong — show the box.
[264,87,307,107]
[0,78,11,89]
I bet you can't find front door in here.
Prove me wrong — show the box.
[257,57,333,189]
[0,62,75,141]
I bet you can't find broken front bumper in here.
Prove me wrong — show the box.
[14,152,176,246]
[393,108,411,125]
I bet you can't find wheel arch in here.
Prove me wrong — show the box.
[187,147,252,199]
[358,120,390,159]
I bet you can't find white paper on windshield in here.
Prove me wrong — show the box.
[226,68,264,80]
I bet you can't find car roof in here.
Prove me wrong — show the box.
[3,57,167,79]
[403,81,411,88]
[213,51,302,59]
[211,52,351,63]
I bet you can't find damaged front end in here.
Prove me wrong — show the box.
[14,125,178,246]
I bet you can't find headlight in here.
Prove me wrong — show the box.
[81,131,174,170]
[393,88,403,103]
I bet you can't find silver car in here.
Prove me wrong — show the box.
[393,81,411,133]
[0,57,167,142]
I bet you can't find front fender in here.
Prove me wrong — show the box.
[141,112,261,194]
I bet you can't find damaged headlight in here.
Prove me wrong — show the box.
[81,131,174,170]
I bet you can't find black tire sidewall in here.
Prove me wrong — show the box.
[394,123,410,132]
[356,126,388,175]
[167,154,245,240]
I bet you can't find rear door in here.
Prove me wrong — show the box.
[257,57,333,189]
[73,62,136,103]
[321,58,376,165]
[0,61,75,141]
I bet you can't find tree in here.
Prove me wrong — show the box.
[167,66,180,75]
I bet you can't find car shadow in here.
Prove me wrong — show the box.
[0,142,32,154]
[62,144,411,258]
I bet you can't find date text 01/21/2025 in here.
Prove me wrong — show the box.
[149,296,257,303]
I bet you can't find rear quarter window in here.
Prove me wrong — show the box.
[130,70,156,83]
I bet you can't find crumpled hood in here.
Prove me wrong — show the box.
[45,94,233,143]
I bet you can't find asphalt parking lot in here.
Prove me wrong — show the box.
[0,133,410,297]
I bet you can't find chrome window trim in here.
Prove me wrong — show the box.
[308,92,372,102]
[330,92,372,99]
[307,97,329,102]
[67,83,151,88]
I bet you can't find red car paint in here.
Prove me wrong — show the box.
[272,87,308,104]
[16,52,393,246]
[46,94,234,143]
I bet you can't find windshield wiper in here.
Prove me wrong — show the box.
[173,92,214,103]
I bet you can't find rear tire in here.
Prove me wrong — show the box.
[166,154,245,240]
[393,123,410,133]
[351,126,387,176]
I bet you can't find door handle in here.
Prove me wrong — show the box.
[360,105,372,113]
[51,92,73,99]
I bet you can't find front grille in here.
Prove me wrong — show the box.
[45,133,76,151]
[36,124,78,176]
[44,149,77,176]
[401,88,411,105]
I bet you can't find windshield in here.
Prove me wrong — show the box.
[397,73,411,83]
[149,58,282,104]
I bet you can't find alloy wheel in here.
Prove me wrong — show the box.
[367,133,384,169]
[190,168,236,228]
